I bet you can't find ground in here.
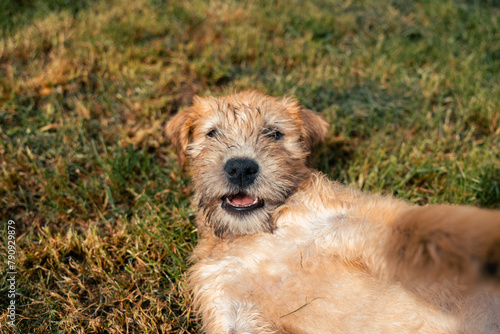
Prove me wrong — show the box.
[0,0,499,333]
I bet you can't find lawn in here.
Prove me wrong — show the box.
[0,0,499,332]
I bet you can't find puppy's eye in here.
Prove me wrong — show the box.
[206,129,217,138]
[263,127,284,141]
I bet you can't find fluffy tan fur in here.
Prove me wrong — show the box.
[166,91,500,334]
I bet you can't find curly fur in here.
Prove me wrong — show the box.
[166,91,500,334]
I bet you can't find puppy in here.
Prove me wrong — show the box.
[166,91,500,334]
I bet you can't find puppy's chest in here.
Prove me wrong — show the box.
[197,209,358,287]
[195,229,360,304]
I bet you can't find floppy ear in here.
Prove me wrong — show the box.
[300,108,330,148]
[165,107,193,167]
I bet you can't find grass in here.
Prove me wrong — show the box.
[0,0,499,332]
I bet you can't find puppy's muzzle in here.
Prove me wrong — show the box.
[224,158,259,188]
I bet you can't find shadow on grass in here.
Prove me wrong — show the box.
[312,139,356,180]
[460,0,500,8]
[475,167,500,209]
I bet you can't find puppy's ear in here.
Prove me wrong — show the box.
[300,108,330,148]
[165,107,193,167]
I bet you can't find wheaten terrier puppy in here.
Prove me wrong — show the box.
[166,91,500,334]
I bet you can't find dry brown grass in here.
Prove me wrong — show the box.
[1,0,499,332]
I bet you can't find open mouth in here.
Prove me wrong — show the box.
[222,192,264,213]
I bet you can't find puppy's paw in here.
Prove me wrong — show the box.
[483,241,500,280]
[225,301,277,334]
[387,205,500,285]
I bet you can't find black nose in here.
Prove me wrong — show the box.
[224,158,259,188]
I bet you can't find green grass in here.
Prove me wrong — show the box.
[1,0,499,332]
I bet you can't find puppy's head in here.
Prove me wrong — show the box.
[166,91,329,237]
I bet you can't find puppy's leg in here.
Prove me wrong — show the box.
[189,259,277,334]
[384,205,500,284]
[294,175,500,284]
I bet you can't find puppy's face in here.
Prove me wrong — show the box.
[166,91,329,237]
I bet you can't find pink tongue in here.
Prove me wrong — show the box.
[230,194,255,206]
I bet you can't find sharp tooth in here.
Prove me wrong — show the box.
[252,198,258,204]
